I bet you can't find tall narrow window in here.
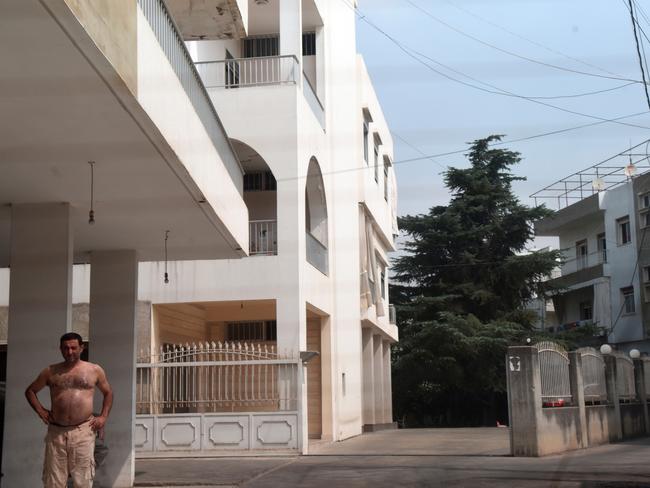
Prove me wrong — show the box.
[579,301,593,321]
[617,216,631,245]
[622,286,635,314]
[363,120,369,164]
[576,239,588,270]
[384,158,390,201]
[302,32,316,55]
[373,133,381,184]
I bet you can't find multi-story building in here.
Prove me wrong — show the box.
[1,0,398,485]
[1,0,251,486]
[532,151,650,354]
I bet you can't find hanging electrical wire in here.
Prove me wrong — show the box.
[626,0,650,109]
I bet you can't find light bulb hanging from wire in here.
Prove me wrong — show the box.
[164,230,170,284]
[88,161,95,224]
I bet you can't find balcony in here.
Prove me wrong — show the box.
[389,305,396,325]
[250,220,277,256]
[550,249,606,289]
[195,55,325,129]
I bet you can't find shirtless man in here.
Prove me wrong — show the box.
[25,332,113,488]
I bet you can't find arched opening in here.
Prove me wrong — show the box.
[231,140,278,256]
[305,157,328,274]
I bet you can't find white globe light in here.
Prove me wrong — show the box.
[600,344,612,355]
[630,349,641,359]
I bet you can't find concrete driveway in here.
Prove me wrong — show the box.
[134,428,650,487]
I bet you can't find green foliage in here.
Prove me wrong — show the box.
[391,136,561,427]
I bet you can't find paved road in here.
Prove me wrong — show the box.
[134,428,650,487]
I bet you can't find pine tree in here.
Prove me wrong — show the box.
[391,135,561,427]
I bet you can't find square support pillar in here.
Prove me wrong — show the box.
[361,328,375,426]
[568,351,588,448]
[604,355,623,442]
[382,341,393,424]
[3,203,73,488]
[280,0,302,84]
[89,250,138,488]
[372,334,384,424]
[633,359,650,434]
[506,346,542,456]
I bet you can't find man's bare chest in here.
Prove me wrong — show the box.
[49,371,96,391]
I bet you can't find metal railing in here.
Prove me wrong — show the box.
[250,220,277,255]
[302,72,325,129]
[577,347,607,402]
[614,352,637,401]
[136,341,299,414]
[195,55,299,89]
[306,231,328,275]
[535,341,572,404]
[560,248,607,275]
[137,0,244,193]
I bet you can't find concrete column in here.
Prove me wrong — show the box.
[89,250,138,488]
[506,346,542,456]
[633,359,649,434]
[3,203,73,487]
[372,334,384,424]
[382,341,393,424]
[279,0,302,84]
[361,328,375,426]
[568,351,588,448]
[604,355,623,441]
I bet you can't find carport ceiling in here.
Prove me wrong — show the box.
[0,0,243,266]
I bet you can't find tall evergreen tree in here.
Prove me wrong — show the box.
[391,136,561,427]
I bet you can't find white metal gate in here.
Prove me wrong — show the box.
[135,342,302,452]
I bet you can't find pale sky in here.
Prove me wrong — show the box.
[356,0,650,232]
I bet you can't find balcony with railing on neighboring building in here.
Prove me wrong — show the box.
[551,249,606,289]
[249,220,277,256]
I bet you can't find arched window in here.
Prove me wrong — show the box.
[305,157,328,274]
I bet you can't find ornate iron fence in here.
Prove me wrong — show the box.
[577,347,607,402]
[613,351,637,401]
[535,341,572,404]
[136,341,299,414]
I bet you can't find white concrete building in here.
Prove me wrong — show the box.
[132,0,399,451]
[1,0,398,485]
[533,159,650,354]
[0,0,249,486]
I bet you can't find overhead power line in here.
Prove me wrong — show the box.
[350,5,650,131]
[442,0,623,77]
[626,0,650,109]
[405,0,646,86]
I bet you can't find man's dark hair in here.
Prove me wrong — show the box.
[60,332,83,346]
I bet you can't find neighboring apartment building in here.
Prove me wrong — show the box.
[533,159,650,354]
[0,0,249,486]
[1,0,399,484]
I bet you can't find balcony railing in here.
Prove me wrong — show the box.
[195,55,299,89]
[250,220,277,256]
[389,305,396,325]
[561,249,607,275]
[306,232,328,275]
[137,0,244,193]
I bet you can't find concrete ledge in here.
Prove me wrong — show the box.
[362,422,398,433]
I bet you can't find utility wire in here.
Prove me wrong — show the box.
[627,0,650,109]
[442,0,623,77]
[405,0,646,86]
[349,1,650,131]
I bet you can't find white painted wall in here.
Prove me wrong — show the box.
[601,184,643,342]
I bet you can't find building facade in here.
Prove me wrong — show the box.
[1,0,398,484]
[535,171,650,354]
